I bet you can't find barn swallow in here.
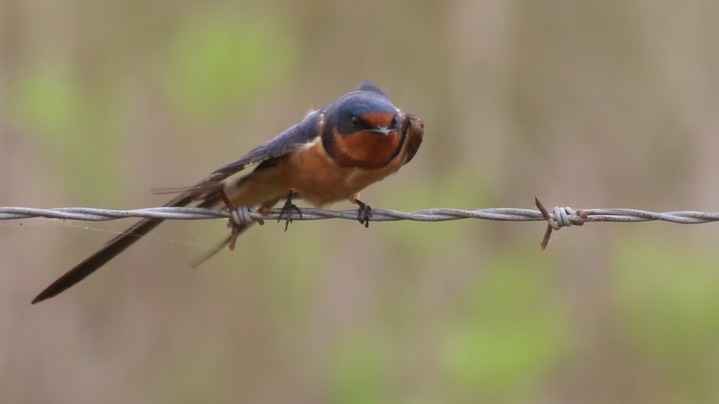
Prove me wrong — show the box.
[32,82,424,304]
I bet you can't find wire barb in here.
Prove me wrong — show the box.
[233,206,254,226]
[535,198,588,249]
[4,201,719,250]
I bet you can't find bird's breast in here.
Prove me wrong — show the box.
[281,138,404,206]
[331,130,402,169]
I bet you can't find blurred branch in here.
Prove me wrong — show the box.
[4,200,719,250]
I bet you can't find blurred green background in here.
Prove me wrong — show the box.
[2,1,719,403]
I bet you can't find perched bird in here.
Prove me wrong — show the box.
[32,82,424,304]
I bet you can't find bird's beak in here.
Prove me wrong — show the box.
[369,126,393,136]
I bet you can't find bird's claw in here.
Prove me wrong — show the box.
[278,191,302,231]
[355,200,372,228]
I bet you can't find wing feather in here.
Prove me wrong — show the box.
[210,111,323,178]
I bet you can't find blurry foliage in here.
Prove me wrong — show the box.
[8,57,122,200]
[247,223,330,322]
[330,328,392,404]
[161,357,226,404]
[613,235,719,399]
[165,8,297,124]
[6,7,297,199]
[440,248,571,401]
[11,61,89,141]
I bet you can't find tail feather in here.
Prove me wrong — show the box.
[32,192,195,304]
[32,218,163,304]
[189,222,255,268]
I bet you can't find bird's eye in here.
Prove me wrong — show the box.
[351,116,364,129]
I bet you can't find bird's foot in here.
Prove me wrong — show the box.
[354,199,372,228]
[278,191,302,231]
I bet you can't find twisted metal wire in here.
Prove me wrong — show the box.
[5,200,719,249]
[3,203,719,225]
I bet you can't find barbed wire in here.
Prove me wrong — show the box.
[3,199,719,249]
